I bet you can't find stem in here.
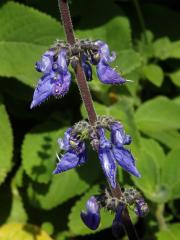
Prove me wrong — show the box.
[155,203,167,230]
[132,0,148,44]
[58,1,139,239]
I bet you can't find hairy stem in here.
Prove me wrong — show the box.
[58,0,139,239]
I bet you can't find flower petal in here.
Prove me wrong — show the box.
[57,48,68,73]
[53,151,79,174]
[80,196,100,230]
[110,122,132,147]
[35,50,54,74]
[52,71,71,97]
[96,59,126,85]
[30,73,54,108]
[95,40,116,63]
[57,128,72,151]
[113,147,141,177]
[82,61,92,81]
[98,129,117,188]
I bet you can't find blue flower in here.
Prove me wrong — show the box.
[134,198,149,217]
[80,196,100,230]
[82,54,93,81]
[98,126,140,189]
[35,50,54,74]
[53,128,87,174]
[30,48,71,109]
[98,128,117,189]
[95,41,126,85]
[110,121,131,147]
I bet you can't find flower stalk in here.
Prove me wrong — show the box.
[58,0,140,239]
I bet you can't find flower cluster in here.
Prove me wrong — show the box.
[30,40,127,108]
[81,187,149,231]
[53,116,141,189]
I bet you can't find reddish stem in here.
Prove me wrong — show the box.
[58,0,139,239]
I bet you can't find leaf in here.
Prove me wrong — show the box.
[132,138,169,203]
[161,149,180,200]
[22,122,66,184]
[27,170,90,210]
[153,37,180,60]
[6,184,28,224]
[0,223,53,240]
[156,223,180,240]
[115,49,142,75]
[169,70,180,87]
[76,16,132,50]
[143,64,164,87]
[0,2,63,87]
[68,185,114,236]
[146,130,180,149]
[153,37,172,60]
[0,96,13,185]
[135,96,180,133]
[132,138,180,202]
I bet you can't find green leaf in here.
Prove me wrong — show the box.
[68,185,114,235]
[169,70,180,87]
[27,170,90,210]
[135,96,180,133]
[153,37,172,60]
[0,2,63,87]
[76,16,132,50]
[161,149,180,200]
[133,138,180,202]
[0,96,13,185]
[22,122,65,184]
[146,130,180,149]
[143,64,164,87]
[156,223,180,240]
[115,49,142,75]
[7,184,28,223]
[132,138,169,203]
[153,37,180,60]
[0,223,53,240]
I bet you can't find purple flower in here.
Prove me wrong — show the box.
[81,196,100,230]
[113,147,141,178]
[98,129,117,189]
[31,49,71,109]
[82,54,92,81]
[35,50,54,73]
[98,127,140,188]
[95,41,126,85]
[53,129,87,174]
[134,198,149,217]
[110,122,131,147]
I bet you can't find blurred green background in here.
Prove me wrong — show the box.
[0,0,180,239]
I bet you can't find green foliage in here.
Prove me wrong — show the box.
[156,223,180,240]
[135,96,180,133]
[22,122,65,183]
[142,64,164,87]
[132,139,180,203]
[0,2,63,87]
[0,1,180,239]
[0,96,13,185]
